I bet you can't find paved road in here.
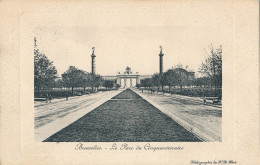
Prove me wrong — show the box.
[135,89,222,141]
[44,89,201,142]
[35,90,122,141]
[35,91,122,128]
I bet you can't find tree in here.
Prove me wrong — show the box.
[103,80,114,90]
[56,79,64,89]
[80,71,91,92]
[199,45,222,90]
[152,73,161,92]
[135,84,141,88]
[34,38,57,97]
[62,66,84,95]
[164,69,178,92]
[140,78,152,89]
[193,76,211,87]
[159,74,167,91]
[172,67,188,94]
[90,74,103,92]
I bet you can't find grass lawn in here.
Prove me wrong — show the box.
[44,89,201,142]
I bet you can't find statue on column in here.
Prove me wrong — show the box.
[34,37,37,48]
[159,45,163,53]
[125,66,131,74]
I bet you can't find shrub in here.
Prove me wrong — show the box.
[167,87,221,98]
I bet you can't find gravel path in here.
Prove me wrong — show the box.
[35,91,119,129]
[135,89,222,141]
[44,89,201,142]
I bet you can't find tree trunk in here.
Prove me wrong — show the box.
[169,86,171,93]
[72,87,74,96]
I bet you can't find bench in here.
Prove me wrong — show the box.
[34,98,47,101]
[204,97,221,104]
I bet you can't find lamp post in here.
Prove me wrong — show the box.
[213,58,221,94]
[212,59,217,93]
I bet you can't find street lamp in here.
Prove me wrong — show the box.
[212,58,221,93]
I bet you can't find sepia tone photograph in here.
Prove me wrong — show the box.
[1,1,259,165]
[34,26,222,142]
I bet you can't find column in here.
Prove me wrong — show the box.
[91,47,96,74]
[130,78,132,87]
[136,77,140,84]
[117,77,121,85]
[124,77,126,88]
[159,47,164,75]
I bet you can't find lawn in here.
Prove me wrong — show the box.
[44,89,201,142]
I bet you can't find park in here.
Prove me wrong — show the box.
[34,37,222,142]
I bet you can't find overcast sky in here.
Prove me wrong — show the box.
[32,2,230,77]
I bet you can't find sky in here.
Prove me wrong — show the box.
[32,2,230,77]
[34,26,224,77]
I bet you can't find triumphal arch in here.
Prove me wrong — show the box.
[116,66,140,88]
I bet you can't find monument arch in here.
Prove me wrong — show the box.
[116,66,140,88]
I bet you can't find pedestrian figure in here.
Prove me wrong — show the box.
[46,93,49,103]
[65,92,69,101]
[203,96,206,105]
[142,89,143,93]
[49,94,52,103]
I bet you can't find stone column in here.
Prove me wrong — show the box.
[117,77,121,85]
[159,46,164,75]
[130,78,132,87]
[124,77,126,88]
[136,77,140,84]
[91,47,96,74]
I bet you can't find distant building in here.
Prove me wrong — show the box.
[102,67,152,88]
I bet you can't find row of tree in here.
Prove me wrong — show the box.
[34,38,116,97]
[139,45,222,94]
[140,66,192,93]
[60,66,103,94]
[34,36,222,96]
[59,66,116,94]
[34,46,58,94]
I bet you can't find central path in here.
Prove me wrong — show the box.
[44,89,201,142]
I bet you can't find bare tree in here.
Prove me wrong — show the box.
[199,45,222,91]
